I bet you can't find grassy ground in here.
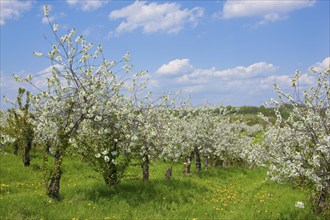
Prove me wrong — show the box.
[0,150,327,219]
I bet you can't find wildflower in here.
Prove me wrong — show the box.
[295,201,305,208]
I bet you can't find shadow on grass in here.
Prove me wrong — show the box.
[195,166,264,180]
[75,178,209,207]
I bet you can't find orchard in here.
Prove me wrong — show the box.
[1,6,329,217]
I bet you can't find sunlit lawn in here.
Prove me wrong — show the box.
[0,150,327,219]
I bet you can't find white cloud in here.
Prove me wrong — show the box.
[152,59,279,105]
[260,75,291,89]
[214,62,277,78]
[219,0,315,25]
[175,61,277,84]
[1,73,21,106]
[260,73,316,91]
[156,58,193,75]
[311,57,330,72]
[66,0,108,11]
[109,1,204,34]
[0,0,32,25]
[182,85,204,94]
[31,65,58,90]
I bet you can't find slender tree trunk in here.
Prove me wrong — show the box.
[104,144,119,185]
[165,166,172,179]
[142,156,149,181]
[22,140,32,166]
[46,141,51,155]
[104,164,119,185]
[183,151,194,175]
[13,142,19,155]
[47,149,62,200]
[204,156,209,171]
[195,145,201,173]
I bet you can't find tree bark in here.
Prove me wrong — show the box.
[165,166,172,179]
[22,140,32,166]
[195,145,201,173]
[104,144,119,185]
[183,151,194,175]
[104,165,119,185]
[47,149,62,200]
[314,187,329,213]
[46,141,51,155]
[142,156,149,181]
[13,142,19,155]
[204,156,209,171]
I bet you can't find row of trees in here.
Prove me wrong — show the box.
[1,7,329,213]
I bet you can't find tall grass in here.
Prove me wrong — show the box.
[0,149,327,219]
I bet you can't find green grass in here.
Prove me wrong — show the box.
[0,150,327,220]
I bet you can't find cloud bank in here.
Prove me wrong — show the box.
[0,0,32,25]
[218,0,315,25]
[152,57,327,105]
[66,0,108,11]
[109,1,204,34]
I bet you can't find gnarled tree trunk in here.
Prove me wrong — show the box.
[47,149,63,200]
[183,151,194,175]
[314,187,329,213]
[195,145,201,173]
[142,156,149,181]
[22,140,32,166]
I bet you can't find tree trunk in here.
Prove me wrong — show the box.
[165,166,172,179]
[314,187,329,213]
[212,157,223,167]
[204,156,209,171]
[46,141,51,155]
[104,144,119,185]
[47,149,62,200]
[195,145,201,173]
[22,140,32,166]
[183,151,194,175]
[142,156,149,181]
[104,165,119,185]
[13,142,19,155]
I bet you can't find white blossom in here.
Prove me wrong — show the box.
[295,201,305,209]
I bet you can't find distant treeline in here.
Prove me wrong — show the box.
[225,104,294,126]
[227,105,291,117]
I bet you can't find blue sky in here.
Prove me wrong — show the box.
[1,0,329,108]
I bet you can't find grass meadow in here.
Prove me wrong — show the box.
[0,149,327,220]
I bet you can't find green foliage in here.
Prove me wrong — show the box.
[1,88,34,166]
[227,105,293,126]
